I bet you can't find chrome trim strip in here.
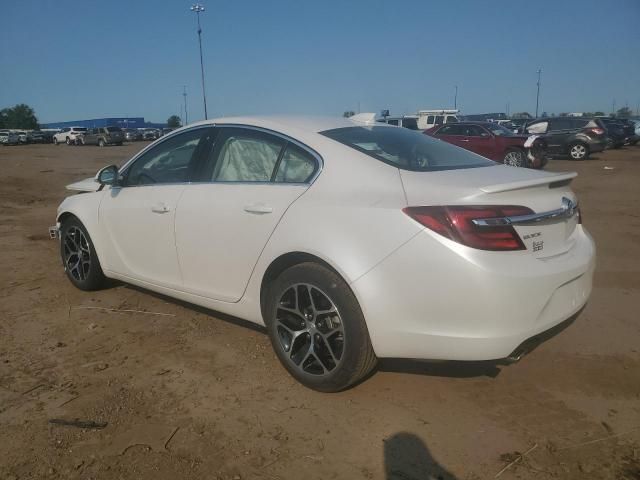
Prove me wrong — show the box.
[472,197,578,227]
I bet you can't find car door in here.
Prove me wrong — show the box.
[434,124,464,147]
[175,126,319,302]
[98,126,213,289]
[542,118,572,153]
[465,125,496,159]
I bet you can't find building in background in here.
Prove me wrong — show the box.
[41,117,166,130]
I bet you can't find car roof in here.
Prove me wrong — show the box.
[188,115,393,135]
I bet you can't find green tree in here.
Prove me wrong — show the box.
[342,111,355,118]
[1,104,39,129]
[616,107,632,118]
[167,115,182,128]
[594,111,605,116]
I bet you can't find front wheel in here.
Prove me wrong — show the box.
[503,149,526,167]
[60,218,106,291]
[65,137,70,145]
[569,142,589,160]
[98,139,105,147]
[265,262,377,392]
[53,137,59,145]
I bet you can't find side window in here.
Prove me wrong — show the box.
[427,115,435,124]
[274,144,317,183]
[402,118,418,130]
[527,121,548,134]
[434,116,445,125]
[466,125,484,137]
[210,128,285,182]
[439,125,462,135]
[445,116,458,123]
[550,118,571,131]
[125,128,207,186]
[387,119,399,126]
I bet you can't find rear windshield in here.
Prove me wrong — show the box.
[106,127,122,132]
[320,126,494,171]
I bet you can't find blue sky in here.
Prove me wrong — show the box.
[2,0,639,123]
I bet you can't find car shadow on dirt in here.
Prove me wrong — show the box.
[384,432,458,480]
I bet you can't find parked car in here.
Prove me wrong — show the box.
[53,127,88,145]
[81,127,124,146]
[124,129,142,141]
[417,109,460,130]
[510,118,533,133]
[30,131,46,143]
[614,118,639,145]
[141,128,159,140]
[15,131,31,144]
[376,115,419,130]
[0,130,19,145]
[52,114,594,392]
[592,117,626,149]
[425,122,547,168]
[523,117,606,160]
[161,128,174,136]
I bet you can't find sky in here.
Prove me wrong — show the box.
[1,0,639,124]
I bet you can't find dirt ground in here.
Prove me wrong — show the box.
[0,140,639,480]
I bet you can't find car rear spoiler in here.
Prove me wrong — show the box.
[480,172,577,194]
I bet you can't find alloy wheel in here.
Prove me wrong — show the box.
[570,144,586,159]
[275,284,345,376]
[504,150,524,167]
[62,226,91,281]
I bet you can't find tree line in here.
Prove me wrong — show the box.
[0,104,39,129]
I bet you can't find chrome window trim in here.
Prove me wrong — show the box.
[116,123,323,188]
[472,197,578,227]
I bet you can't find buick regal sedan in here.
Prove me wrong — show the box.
[52,114,595,392]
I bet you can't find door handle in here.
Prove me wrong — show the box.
[151,203,170,214]
[244,204,273,214]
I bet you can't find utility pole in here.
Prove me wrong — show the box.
[612,99,616,116]
[535,68,542,118]
[182,85,188,125]
[190,4,208,120]
[454,85,458,110]
[506,101,510,117]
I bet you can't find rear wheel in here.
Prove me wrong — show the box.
[265,262,377,392]
[569,142,589,160]
[65,137,70,145]
[503,149,525,167]
[60,218,106,291]
[98,138,105,147]
[53,137,59,145]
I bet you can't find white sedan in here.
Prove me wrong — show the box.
[52,114,595,391]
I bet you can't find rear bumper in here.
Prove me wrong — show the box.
[352,226,595,361]
[588,140,606,153]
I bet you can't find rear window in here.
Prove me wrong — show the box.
[106,127,122,132]
[320,126,494,171]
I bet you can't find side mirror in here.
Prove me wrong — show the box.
[96,164,119,186]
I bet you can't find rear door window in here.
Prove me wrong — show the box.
[434,116,445,125]
[274,144,317,183]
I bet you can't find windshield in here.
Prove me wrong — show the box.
[486,124,514,136]
[321,126,494,171]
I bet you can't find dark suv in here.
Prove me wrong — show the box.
[597,117,637,147]
[82,127,124,146]
[523,117,606,160]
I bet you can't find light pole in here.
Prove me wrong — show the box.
[535,68,542,118]
[454,85,458,110]
[190,3,208,120]
[182,85,188,125]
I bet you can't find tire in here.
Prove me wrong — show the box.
[503,149,525,167]
[53,137,59,145]
[60,217,106,291]
[98,139,105,147]
[65,137,71,145]
[568,142,589,160]
[264,262,377,392]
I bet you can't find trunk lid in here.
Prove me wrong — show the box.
[400,165,579,258]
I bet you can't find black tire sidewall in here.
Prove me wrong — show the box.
[264,262,376,392]
[60,218,105,291]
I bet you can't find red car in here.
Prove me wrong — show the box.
[425,122,546,168]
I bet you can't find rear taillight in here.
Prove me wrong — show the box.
[403,205,534,251]
[587,127,605,136]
